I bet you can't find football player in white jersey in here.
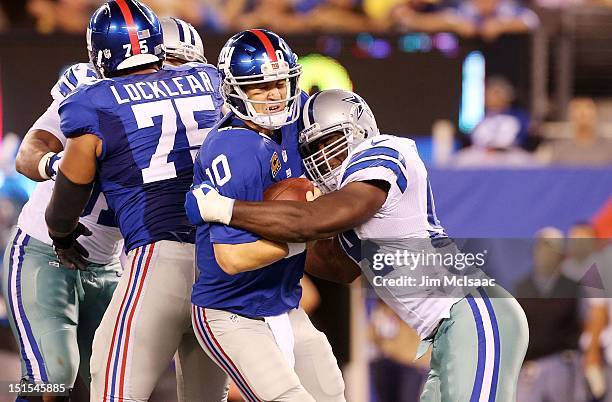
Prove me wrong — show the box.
[4,61,123,402]
[3,17,210,401]
[188,89,530,402]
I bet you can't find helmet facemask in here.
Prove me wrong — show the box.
[166,44,206,63]
[223,60,302,130]
[300,121,361,193]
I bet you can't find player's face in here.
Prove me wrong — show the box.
[243,79,289,115]
[316,132,347,174]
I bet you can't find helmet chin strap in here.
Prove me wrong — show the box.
[225,78,301,130]
[239,86,293,130]
[226,101,290,130]
[251,111,291,130]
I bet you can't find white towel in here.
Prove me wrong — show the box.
[264,312,295,368]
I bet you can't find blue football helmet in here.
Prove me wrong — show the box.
[87,0,165,78]
[218,29,302,129]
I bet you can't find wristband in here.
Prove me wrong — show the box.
[285,242,306,258]
[38,152,55,180]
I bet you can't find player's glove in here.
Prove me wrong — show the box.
[185,181,234,226]
[49,222,92,271]
[38,151,64,181]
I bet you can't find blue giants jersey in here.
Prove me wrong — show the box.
[59,63,224,251]
[191,112,306,318]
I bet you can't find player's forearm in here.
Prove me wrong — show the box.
[305,237,361,284]
[231,198,357,243]
[45,169,93,237]
[46,135,100,236]
[15,130,63,181]
[231,182,386,243]
[214,240,289,275]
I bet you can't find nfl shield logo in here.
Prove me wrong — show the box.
[282,150,288,163]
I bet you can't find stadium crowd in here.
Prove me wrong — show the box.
[3,0,541,37]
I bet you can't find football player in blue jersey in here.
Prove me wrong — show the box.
[6,12,216,402]
[185,29,346,402]
[188,89,529,402]
[44,1,228,401]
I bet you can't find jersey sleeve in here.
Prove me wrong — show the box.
[58,88,104,141]
[27,100,66,145]
[196,131,264,244]
[50,63,97,101]
[30,63,97,145]
[340,145,408,193]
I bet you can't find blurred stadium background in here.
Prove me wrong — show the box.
[0,0,611,401]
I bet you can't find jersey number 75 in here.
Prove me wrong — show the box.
[131,95,215,184]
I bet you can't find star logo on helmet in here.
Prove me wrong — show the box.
[342,94,364,119]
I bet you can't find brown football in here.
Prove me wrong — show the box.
[264,178,315,201]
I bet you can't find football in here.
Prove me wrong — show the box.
[264,178,315,201]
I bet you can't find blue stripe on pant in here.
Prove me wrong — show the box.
[420,286,525,402]
[466,295,486,402]
[6,229,49,383]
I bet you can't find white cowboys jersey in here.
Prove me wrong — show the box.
[17,63,123,264]
[335,134,463,339]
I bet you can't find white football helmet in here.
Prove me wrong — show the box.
[160,17,206,63]
[300,89,379,193]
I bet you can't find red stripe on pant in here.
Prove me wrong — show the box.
[118,244,155,400]
[103,247,141,401]
[193,306,260,402]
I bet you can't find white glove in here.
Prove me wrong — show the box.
[185,181,234,225]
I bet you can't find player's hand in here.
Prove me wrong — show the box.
[41,151,64,181]
[49,222,92,270]
[306,186,322,201]
[185,180,235,225]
